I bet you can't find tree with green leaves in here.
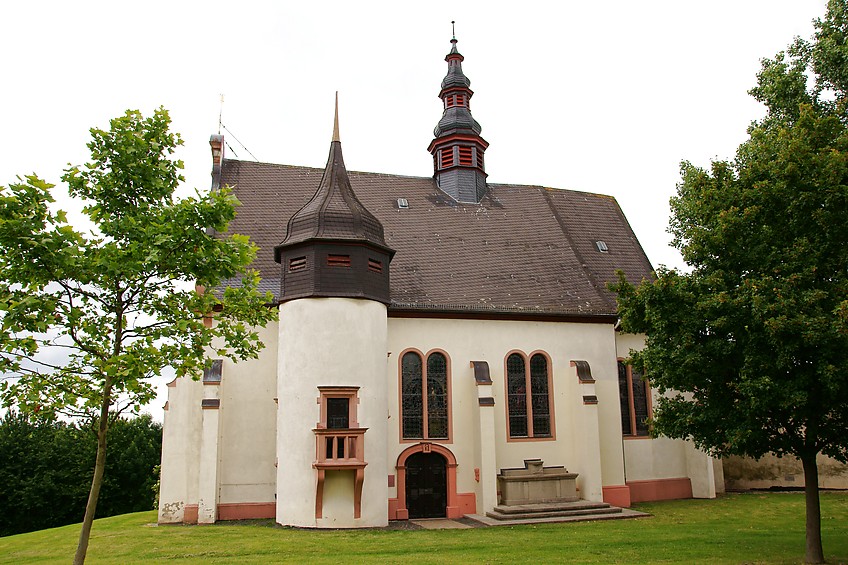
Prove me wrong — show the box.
[0,411,162,537]
[613,2,847,563]
[0,108,276,563]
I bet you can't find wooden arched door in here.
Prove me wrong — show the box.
[405,451,447,518]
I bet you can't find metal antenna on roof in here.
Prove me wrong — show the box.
[332,91,340,142]
[220,123,259,161]
[451,20,456,40]
[218,94,224,135]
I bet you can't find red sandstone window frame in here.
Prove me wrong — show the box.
[398,348,453,443]
[504,350,556,441]
[617,359,652,438]
[316,386,360,430]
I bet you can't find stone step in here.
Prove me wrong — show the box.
[486,505,622,521]
[491,500,614,515]
[467,506,647,527]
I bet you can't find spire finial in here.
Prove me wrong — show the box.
[332,91,340,142]
[451,20,457,43]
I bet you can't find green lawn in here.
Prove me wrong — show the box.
[1,492,846,564]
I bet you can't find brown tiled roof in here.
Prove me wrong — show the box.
[218,159,653,317]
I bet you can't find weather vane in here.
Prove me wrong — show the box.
[218,94,224,135]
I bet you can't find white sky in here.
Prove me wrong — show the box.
[0,0,829,420]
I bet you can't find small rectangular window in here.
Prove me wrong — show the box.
[289,256,307,271]
[326,254,351,268]
[202,359,223,384]
[326,398,350,429]
[368,258,383,273]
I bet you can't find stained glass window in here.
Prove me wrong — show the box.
[507,353,528,437]
[427,353,448,438]
[401,351,450,440]
[618,360,651,437]
[618,361,632,435]
[631,368,650,436]
[530,354,551,437]
[507,352,552,438]
[402,352,423,439]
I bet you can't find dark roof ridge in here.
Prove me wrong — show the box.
[223,158,628,201]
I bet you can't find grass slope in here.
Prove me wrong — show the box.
[1,492,846,564]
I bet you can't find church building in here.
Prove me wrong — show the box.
[158,33,725,528]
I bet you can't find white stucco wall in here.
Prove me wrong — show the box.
[158,321,280,523]
[386,317,627,507]
[615,331,722,497]
[158,373,203,523]
[217,322,278,505]
[277,298,389,528]
[161,314,725,525]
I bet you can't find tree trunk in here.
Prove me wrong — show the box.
[801,453,825,564]
[73,380,112,565]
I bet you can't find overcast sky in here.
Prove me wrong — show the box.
[1,1,829,419]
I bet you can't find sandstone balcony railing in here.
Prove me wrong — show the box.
[313,428,367,468]
[312,428,368,519]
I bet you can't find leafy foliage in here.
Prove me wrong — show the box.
[0,110,275,419]
[0,107,277,562]
[0,411,162,537]
[613,2,848,562]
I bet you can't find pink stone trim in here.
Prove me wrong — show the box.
[456,492,477,515]
[217,502,275,521]
[602,485,631,508]
[183,504,198,524]
[393,443,459,520]
[627,477,692,503]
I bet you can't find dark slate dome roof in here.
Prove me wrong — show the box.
[441,42,472,90]
[434,107,482,137]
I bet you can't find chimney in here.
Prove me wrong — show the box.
[209,134,225,191]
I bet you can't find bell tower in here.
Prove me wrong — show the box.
[427,24,489,203]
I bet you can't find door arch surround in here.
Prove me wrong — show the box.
[395,443,461,519]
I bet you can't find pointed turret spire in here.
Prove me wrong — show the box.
[332,91,340,142]
[428,25,489,203]
[274,95,394,304]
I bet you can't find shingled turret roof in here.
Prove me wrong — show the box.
[275,96,390,257]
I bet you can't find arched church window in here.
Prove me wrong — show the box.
[506,351,554,439]
[618,360,651,437]
[401,350,451,440]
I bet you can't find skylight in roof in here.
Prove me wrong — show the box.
[397,198,409,209]
[595,240,609,253]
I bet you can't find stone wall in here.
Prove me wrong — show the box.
[723,453,848,490]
